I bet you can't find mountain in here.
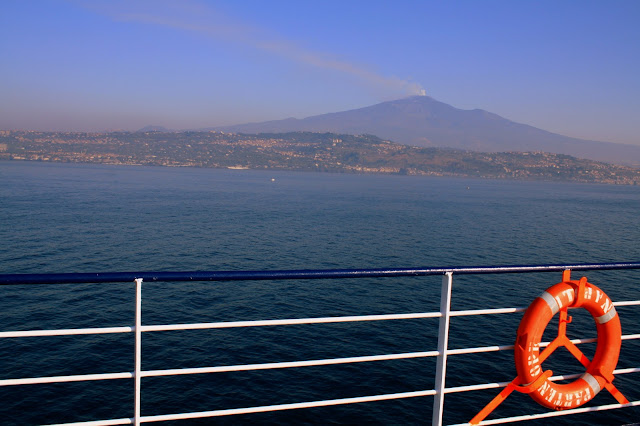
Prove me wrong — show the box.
[213,96,640,167]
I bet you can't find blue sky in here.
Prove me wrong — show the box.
[1,0,639,146]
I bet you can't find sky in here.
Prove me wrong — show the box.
[1,0,639,146]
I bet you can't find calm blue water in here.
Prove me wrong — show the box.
[1,161,639,425]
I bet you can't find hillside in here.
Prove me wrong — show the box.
[2,130,639,185]
[213,96,640,167]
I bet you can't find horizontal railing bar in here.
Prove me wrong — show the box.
[448,345,514,355]
[0,326,133,339]
[445,380,514,394]
[613,367,640,374]
[448,333,640,355]
[141,312,441,332]
[449,300,640,318]
[139,389,438,423]
[4,307,638,339]
[443,367,640,394]
[446,338,592,356]
[539,337,595,347]
[613,300,640,307]
[0,313,442,339]
[0,372,132,387]
[2,262,639,285]
[450,307,526,316]
[1,329,635,362]
[449,399,640,425]
[143,351,440,377]
[47,390,439,425]
[0,352,441,387]
[32,368,640,424]
[1,318,635,342]
[7,358,639,389]
[55,395,640,425]
[47,398,640,426]
[47,419,132,426]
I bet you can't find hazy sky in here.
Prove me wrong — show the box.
[1,0,639,146]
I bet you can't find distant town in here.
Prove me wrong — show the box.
[1,130,639,185]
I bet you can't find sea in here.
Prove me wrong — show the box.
[1,160,639,425]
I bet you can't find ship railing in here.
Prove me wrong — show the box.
[1,262,639,426]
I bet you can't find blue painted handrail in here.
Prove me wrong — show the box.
[1,261,640,285]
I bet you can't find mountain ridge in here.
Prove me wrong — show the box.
[208,96,640,167]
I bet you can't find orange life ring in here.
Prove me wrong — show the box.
[514,278,621,410]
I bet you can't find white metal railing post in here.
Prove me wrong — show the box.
[134,278,143,426]
[432,272,453,426]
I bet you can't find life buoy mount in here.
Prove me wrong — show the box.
[470,271,628,424]
[514,275,622,410]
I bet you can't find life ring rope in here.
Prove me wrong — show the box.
[470,270,629,425]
